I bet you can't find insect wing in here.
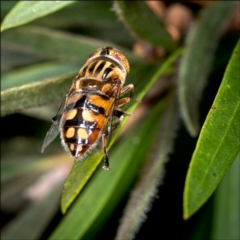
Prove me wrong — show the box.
[41,122,60,153]
[41,96,68,153]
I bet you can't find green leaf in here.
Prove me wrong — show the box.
[114,1,176,51]
[1,75,73,116]
[1,45,43,72]
[183,40,240,219]
[0,1,135,48]
[35,1,123,28]
[115,92,179,240]
[50,92,170,240]
[1,1,75,32]
[211,154,240,240]
[60,48,182,214]
[1,61,79,91]
[20,105,59,122]
[1,26,140,63]
[9,2,135,48]
[178,2,236,136]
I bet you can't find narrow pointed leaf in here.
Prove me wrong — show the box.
[1,45,43,72]
[183,40,240,219]
[114,1,176,51]
[1,62,79,91]
[35,1,123,28]
[1,75,73,115]
[1,1,75,32]
[60,48,182,214]
[115,92,179,240]
[179,2,236,136]
[19,105,58,122]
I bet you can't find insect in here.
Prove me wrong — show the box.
[41,47,134,170]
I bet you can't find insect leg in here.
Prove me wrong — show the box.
[102,134,110,170]
[102,110,125,170]
[120,84,141,103]
[120,84,134,98]
[101,86,135,170]
[115,97,130,108]
[114,98,134,117]
[105,109,126,136]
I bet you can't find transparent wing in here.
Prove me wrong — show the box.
[41,122,60,153]
[41,98,67,153]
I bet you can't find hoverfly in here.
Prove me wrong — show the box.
[41,47,134,170]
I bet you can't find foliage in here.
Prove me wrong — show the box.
[1,1,239,240]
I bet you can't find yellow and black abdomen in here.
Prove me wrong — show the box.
[60,92,114,159]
